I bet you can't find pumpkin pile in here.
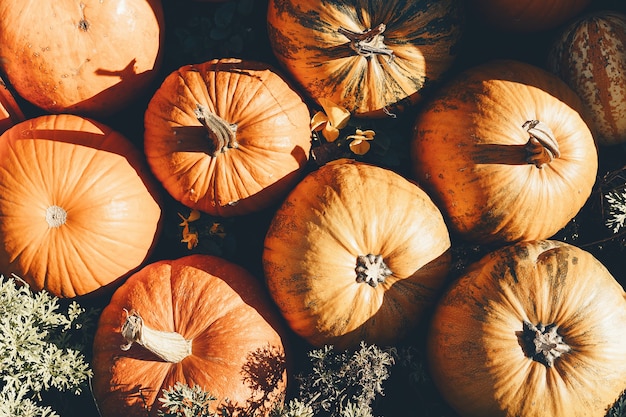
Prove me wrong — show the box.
[0,0,625,416]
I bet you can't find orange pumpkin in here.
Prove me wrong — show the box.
[263,159,452,349]
[144,58,312,217]
[547,10,626,146]
[411,59,598,245]
[0,114,162,298]
[92,254,289,417]
[267,0,464,117]
[428,240,626,417]
[0,0,164,117]
[0,75,25,134]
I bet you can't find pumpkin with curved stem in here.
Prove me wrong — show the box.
[92,254,289,417]
[411,59,598,245]
[0,0,164,117]
[427,240,626,417]
[267,0,464,117]
[262,159,452,350]
[0,114,162,298]
[144,58,312,217]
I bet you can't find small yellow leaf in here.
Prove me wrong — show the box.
[349,139,371,155]
[319,97,350,130]
[187,210,201,222]
[181,230,199,250]
[322,123,340,142]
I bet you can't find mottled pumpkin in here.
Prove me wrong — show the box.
[263,159,451,349]
[267,0,464,117]
[411,59,598,245]
[0,114,162,298]
[548,10,626,146]
[144,58,312,217]
[428,240,626,417]
[92,254,289,417]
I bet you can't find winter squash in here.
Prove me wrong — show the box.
[547,10,626,146]
[427,240,626,417]
[0,76,25,134]
[92,254,289,417]
[144,58,312,217]
[0,0,164,117]
[465,0,592,32]
[411,59,598,245]
[0,114,162,298]
[262,159,452,349]
[267,0,464,117]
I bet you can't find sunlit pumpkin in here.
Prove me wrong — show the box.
[0,0,164,117]
[92,254,289,417]
[144,58,312,217]
[267,0,464,117]
[263,159,452,349]
[428,240,626,417]
[0,114,162,298]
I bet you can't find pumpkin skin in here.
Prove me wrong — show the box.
[0,114,162,298]
[92,254,289,417]
[144,58,312,217]
[0,0,164,117]
[262,159,452,350]
[267,0,464,117]
[411,59,598,245]
[427,240,626,417]
[0,76,25,135]
[547,11,626,146]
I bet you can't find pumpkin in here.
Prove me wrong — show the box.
[547,10,626,146]
[411,59,598,245]
[427,239,626,417]
[267,0,464,117]
[0,75,25,134]
[262,159,452,350]
[143,58,312,217]
[464,0,592,32]
[92,254,289,417]
[0,114,162,298]
[0,0,164,117]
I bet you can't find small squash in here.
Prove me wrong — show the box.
[0,114,162,298]
[144,58,312,217]
[263,159,452,349]
[411,59,598,245]
[547,10,626,146]
[267,0,464,117]
[92,254,289,417]
[428,240,626,417]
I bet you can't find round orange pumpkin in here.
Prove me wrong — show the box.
[411,59,598,245]
[92,254,289,417]
[263,159,452,349]
[547,10,626,146]
[0,114,162,298]
[267,0,464,117]
[428,240,626,417]
[144,58,312,217]
[0,0,164,117]
[0,75,25,135]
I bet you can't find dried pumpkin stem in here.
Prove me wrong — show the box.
[523,120,560,168]
[120,309,192,363]
[521,321,571,367]
[338,24,395,62]
[194,104,238,157]
[355,254,393,287]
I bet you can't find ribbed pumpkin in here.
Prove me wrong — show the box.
[0,0,164,117]
[144,58,312,217]
[262,159,452,349]
[0,76,24,134]
[411,59,598,245]
[0,114,162,298]
[547,10,626,146]
[267,0,464,117]
[92,254,289,417]
[428,240,626,417]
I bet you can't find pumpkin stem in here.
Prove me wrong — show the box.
[523,120,560,168]
[521,321,571,367]
[46,205,67,228]
[120,309,192,363]
[194,104,239,157]
[355,254,393,287]
[337,24,395,62]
